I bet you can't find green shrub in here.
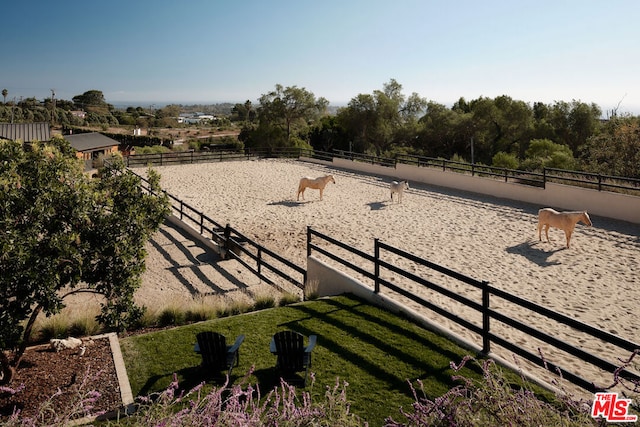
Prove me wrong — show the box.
[130,307,158,330]
[68,316,102,338]
[157,307,186,327]
[278,292,301,306]
[304,280,320,300]
[37,317,70,341]
[227,300,252,316]
[492,151,519,169]
[253,295,276,311]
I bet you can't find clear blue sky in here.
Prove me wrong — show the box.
[2,0,639,115]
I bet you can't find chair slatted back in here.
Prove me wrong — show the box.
[274,330,304,373]
[196,331,228,371]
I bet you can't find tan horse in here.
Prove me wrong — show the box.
[297,175,335,201]
[538,208,592,248]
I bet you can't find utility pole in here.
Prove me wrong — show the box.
[470,137,474,164]
[50,89,56,125]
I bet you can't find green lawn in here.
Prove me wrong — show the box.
[119,294,527,425]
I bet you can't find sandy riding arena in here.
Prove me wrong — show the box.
[138,158,639,393]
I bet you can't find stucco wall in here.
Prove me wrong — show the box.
[305,157,640,224]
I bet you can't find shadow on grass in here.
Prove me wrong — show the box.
[269,295,483,400]
[138,364,253,397]
[127,293,489,420]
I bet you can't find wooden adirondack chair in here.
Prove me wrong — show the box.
[270,330,317,386]
[195,331,245,379]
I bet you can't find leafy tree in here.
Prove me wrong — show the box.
[466,96,534,164]
[581,116,640,178]
[72,90,113,114]
[338,79,426,155]
[0,137,169,384]
[417,101,471,158]
[241,85,327,149]
[520,138,576,171]
[307,115,350,152]
[544,101,602,155]
[338,93,377,153]
[1,89,7,104]
[231,100,256,122]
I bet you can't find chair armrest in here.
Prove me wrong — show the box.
[227,334,245,354]
[304,335,317,353]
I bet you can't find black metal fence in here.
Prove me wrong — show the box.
[124,147,640,196]
[307,226,640,394]
[134,171,305,292]
[125,148,303,168]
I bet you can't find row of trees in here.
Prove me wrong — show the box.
[0,138,170,384]
[0,90,187,130]
[3,84,639,178]
[236,80,639,178]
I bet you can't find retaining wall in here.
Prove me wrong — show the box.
[302,157,640,224]
[306,256,561,394]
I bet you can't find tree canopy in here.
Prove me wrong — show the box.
[1,81,639,177]
[337,79,427,156]
[72,90,112,113]
[0,137,170,384]
[239,85,328,149]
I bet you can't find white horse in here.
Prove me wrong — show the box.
[297,175,335,201]
[537,208,592,248]
[390,180,409,203]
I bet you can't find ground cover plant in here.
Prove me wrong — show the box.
[119,294,568,426]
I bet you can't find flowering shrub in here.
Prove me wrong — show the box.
[3,354,638,426]
[128,369,366,426]
[384,356,603,427]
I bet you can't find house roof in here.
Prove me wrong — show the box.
[65,132,120,152]
[0,122,51,142]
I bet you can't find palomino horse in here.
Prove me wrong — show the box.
[537,208,592,248]
[297,175,335,201]
[390,180,409,203]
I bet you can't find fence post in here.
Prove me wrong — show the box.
[257,247,262,275]
[482,280,491,354]
[598,174,602,191]
[199,214,204,235]
[179,201,184,220]
[374,239,380,293]
[307,226,312,257]
[543,168,547,189]
[223,224,231,260]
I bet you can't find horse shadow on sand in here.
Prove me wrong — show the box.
[506,240,564,267]
[267,200,305,207]
[366,201,388,211]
